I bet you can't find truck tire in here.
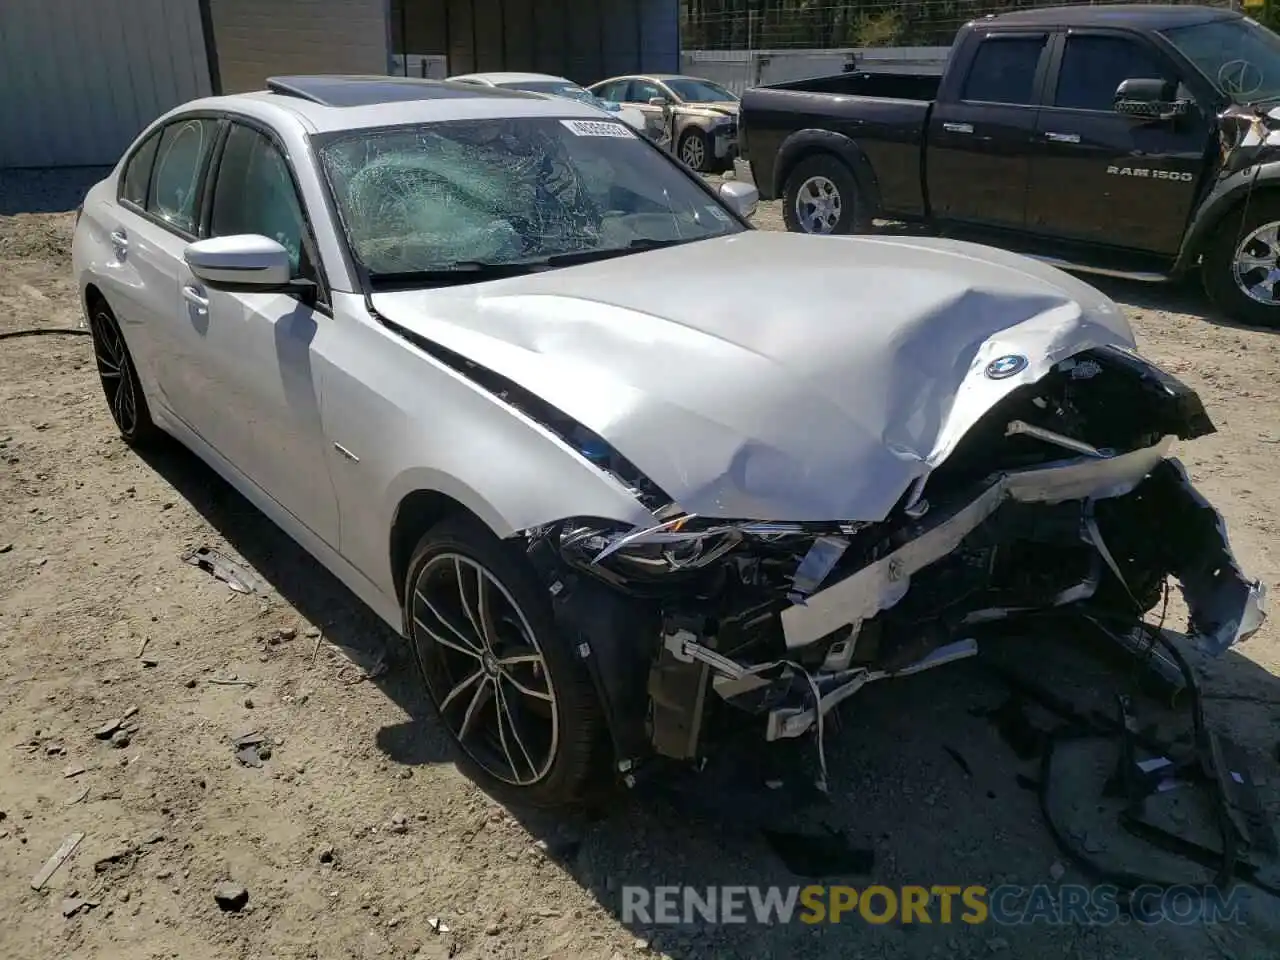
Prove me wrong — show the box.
[1202,194,1280,328]
[782,154,869,235]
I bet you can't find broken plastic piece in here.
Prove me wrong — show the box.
[182,546,263,594]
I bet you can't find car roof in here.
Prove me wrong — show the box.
[983,3,1238,29]
[451,71,574,85]
[167,75,609,134]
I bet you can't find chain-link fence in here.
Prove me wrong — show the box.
[681,0,1238,50]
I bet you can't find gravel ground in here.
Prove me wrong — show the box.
[2,170,1279,960]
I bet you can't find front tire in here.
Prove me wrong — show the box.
[678,129,712,172]
[87,299,161,446]
[403,516,607,807]
[782,153,869,235]
[1202,195,1280,328]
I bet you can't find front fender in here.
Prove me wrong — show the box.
[774,128,882,214]
[1176,160,1280,272]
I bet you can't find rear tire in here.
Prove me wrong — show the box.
[782,153,870,235]
[403,515,608,808]
[87,298,161,446]
[1202,194,1280,328]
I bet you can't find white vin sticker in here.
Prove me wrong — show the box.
[561,119,635,138]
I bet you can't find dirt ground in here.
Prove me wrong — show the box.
[2,168,1279,960]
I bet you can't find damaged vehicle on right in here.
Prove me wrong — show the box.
[736,4,1280,327]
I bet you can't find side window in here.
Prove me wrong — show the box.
[209,123,309,277]
[120,130,161,208]
[631,80,664,103]
[147,118,217,234]
[1055,36,1174,112]
[962,36,1048,105]
[597,80,627,101]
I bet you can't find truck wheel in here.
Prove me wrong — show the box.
[1202,195,1280,328]
[402,515,609,808]
[783,154,868,235]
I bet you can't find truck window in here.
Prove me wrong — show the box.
[962,36,1046,105]
[1054,35,1173,111]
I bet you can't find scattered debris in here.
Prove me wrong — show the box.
[208,678,256,688]
[94,719,121,740]
[122,705,138,720]
[62,762,86,779]
[943,744,973,777]
[65,784,90,805]
[135,637,150,659]
[31,833,85,890]
[317,844,336,864]
[234,731,272,767]
[61,896,98,918]
[243,697,254,709]
[213,882,249,912]
[94,841,135,872]
[140,658,158,668]
[45,743,64,756]
[304,626,321,639]
[339,656,388,685]
[275,627,297,641]
[389,812,408,834]
[109,730,131,749]
[183,678,198,688]
[182,546,263,594]
[427,917,450,934]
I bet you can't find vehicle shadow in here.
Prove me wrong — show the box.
[135,439,1280,959]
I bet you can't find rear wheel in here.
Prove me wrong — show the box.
[782,153,870,235]
[403,516,607,807]
[1202,195,1280,328]
[87,298,160,445]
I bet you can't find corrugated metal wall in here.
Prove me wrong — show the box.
[392,0,679,86]
[207,0,392,94]
[0,0,212,168]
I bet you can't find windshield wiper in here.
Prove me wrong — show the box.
[539,237,694,267]
[367,261,550,289]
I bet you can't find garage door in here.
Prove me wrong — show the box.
[207,0,391,94]
[0,0,212,168]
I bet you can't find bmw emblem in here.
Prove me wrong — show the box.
[985,354,1028,380]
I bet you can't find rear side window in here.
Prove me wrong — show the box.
[1054,36,1174,111]
[962,36,1047,105]
[119,130,161,208]
[147,117,218,234]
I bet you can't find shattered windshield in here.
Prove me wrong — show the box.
[317,117,742,282]
[665,78,738,103]
[1162,16,1280,103]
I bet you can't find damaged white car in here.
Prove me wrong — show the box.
[73,76,1265,807]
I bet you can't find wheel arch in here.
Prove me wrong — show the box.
[1177,162,1280,273]
[774,129,882,215]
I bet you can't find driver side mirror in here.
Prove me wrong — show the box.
[185,235,312,296]
[718,180,759,219]
[647,96,670,108]
[1114,78,1190,120]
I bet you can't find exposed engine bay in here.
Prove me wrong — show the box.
[510,345,1266,781]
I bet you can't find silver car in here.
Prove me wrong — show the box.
[72,75,1264,808]
[589,74,739,171]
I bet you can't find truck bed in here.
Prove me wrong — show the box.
[740,71,935,214]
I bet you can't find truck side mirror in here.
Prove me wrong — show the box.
[1114,77,1189,120]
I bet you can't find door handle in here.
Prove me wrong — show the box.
[942,122,974,134]
[109,230,128,251]
[1045,131,1081,144]
[182,285,209,310]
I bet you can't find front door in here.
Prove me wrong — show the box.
[1025,31,1210,254]
[926,32,1050,229]
[624,79,674,144]
[174,120,340,545]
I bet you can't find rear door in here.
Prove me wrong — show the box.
[1024,30,1211,254]
[927,31,1051,228]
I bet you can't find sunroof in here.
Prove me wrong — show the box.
[265,75,529,108]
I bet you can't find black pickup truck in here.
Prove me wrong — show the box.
[736,4,1280,326]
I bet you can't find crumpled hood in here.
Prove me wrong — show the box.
[372,231,1136,522]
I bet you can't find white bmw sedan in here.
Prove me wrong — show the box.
[73,75,1263,808]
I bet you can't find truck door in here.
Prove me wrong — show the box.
[1025,30,1211,255]
[927,31,1051,229]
